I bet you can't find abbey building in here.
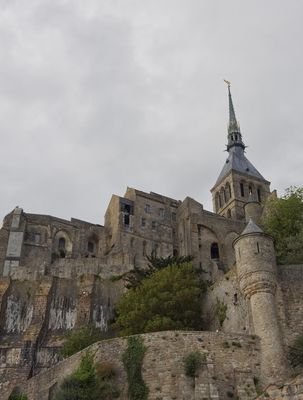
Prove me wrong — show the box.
[0,87,303,400]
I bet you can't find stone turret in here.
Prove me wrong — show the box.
[244,193,263,223]
[233,219,288,385]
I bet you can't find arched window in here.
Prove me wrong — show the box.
[227,209,231,218]
[210,242,220,259]
[215,192,221,210]
[58,238,66,250]
[249,185,253,195]
[220,187,226,204]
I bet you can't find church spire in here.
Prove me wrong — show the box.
[224,81,245,152]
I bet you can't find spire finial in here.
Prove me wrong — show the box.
[223,80,245,152]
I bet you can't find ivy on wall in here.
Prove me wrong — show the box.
[122,336,149,400]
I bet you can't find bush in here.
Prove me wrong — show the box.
[55,353,119,400]
[60,325,103,358]
[114,262,206,336]
[8,392,28,400]
[122,336,148,400]
[215,299,227,327]
[184,351,205,378]
[289,334,303,367]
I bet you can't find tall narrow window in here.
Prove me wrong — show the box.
[143,241,147,256]
[141,218,146,228]
[87,241,94,253]
[210,242,219,259]
[240,183,245,197]
[58,238,66,250]
[257,188,261,202]
[257,242,260,253]
[249,185,253,195]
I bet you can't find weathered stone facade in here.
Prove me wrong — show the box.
[0,86,302,399]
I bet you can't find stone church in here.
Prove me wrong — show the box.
[0,86,302,399]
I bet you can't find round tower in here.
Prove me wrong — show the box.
[233,219,288,384]
[244,193,263,224]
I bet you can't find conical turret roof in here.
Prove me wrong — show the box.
[241,218,263,235]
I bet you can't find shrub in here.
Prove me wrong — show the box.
[54,352,97,400]
[122,336,148,400]
[184,351,205,378]
[60,325,103,358]
[215,299,227,327]
[114,262,206,336]
[8,392,28,400]
[55,353,119,400]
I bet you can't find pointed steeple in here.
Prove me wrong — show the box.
[225,83,245,152]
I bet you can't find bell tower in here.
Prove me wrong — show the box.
[211,83,271,220]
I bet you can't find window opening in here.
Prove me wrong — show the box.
[249,185,253,194]
[240,183,245,197]
[143,241,147,256]
[144,204,151,213]
[124,214,130,226]
[159,208,165,218]
[257,188,261,202]
[257,242,260,253]
[172,212,176,221]
[210,242,219,259]
[152,221,157,230]
[58,238,66,250]
[141,218,146,228]
[87,241,94,253]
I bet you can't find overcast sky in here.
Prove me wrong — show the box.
[0,0,302,224]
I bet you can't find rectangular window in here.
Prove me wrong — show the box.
[257,188,261,202]
[159,208,165,218]
[141,218,146,228]
[144,204,151,213]
[240,183,245,197]
[152,221,157,230]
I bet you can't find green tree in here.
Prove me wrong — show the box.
[60,325,103,358]
[125,254,193,289]
[114,262,206,336]
[261,186,303,264]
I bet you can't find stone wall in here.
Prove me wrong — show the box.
[6,331,261,400]
[276,264,303,348]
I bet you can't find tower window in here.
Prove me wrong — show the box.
[249,185,253,194]
[124,214,130,226]
[257,242,260,253]
[240,183,245,197]
[141,218,146,228]
[257,188,261,202]
[227,209,231,218]
[210,242,219,259]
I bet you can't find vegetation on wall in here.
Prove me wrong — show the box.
[289,334,303,367]
[184,351,205,378]
[114,262,206,336]
[8,392,28,400]
[215,298,228,327]
[122,336,148,400]
[261,186,303,264]
[54,352,119,400]
[60,325,104,358]
[125,254,193,289]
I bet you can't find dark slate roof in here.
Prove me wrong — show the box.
[241,218,263,235]
[215,146,266,186]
